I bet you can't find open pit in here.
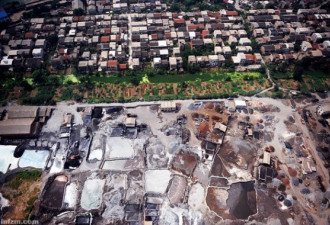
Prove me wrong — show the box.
[167,175,187,205]
[105,137,135,160]
[145,170,171,194]
[206,181,257,220]
[0,145,19,174]
[63,182,78,209]
[18,149,50,169]
[41,175,68,210]
[171,150,198,177]
[81,177,105,211]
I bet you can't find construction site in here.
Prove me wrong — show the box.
[0,96,329,225]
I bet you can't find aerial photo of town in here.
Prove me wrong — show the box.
[0,0,329,224]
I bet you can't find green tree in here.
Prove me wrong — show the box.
[294,40,302,52]
[258,64,267,74]
[293,66,303,81]
[265,3,275,9]
[256,2,264,9]
[47,75,61,87]
[46,34,58,47]
[131,77,140,86]
[73,8,84,16]
[169,3,181,12]
[32,69,48,84]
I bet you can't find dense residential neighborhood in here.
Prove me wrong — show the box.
[1,0,329,75]
[0,0,330,225]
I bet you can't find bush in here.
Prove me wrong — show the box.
[21,92,55,105]
[293,66,303,81]
[73,8,84,16]
[130,77,140,86]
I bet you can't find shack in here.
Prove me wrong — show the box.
[214,122,227,133]
[125,117,136,128]
[261,151,271,166]
[234,100,247,109]
[227,101,236,112]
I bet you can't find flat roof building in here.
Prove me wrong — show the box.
[234,100,247,109]
[160,102,176,112]
[0,107,40,137]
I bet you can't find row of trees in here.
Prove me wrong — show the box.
[168,0,232,12]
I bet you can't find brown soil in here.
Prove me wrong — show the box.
[282,178,290,186]
[199,121,209,138]
[288,167,297,177]
[204,102,214,110]
[1,176,42,220]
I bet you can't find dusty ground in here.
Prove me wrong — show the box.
[1,96,329,224]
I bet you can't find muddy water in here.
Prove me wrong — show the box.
[227,181,257,219]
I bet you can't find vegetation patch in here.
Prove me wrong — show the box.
[1,170,42,220]
[63,74,80,84]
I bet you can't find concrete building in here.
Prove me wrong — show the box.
[0,107,41,138]
[72,0,85,11]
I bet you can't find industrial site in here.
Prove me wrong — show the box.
[0,96,329,225]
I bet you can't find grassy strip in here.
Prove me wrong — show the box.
[5,170,42,189]
[90,71,262,84]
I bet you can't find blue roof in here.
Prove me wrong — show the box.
[0,10,8,19]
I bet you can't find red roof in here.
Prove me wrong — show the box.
[202,30,210,39]
[211,24,220,29]
[101,36,110,43]
[174,19,185,24]
[165,32,171,39]
[119,64,127,70]
[73,16,79,22]
[207,11,221,18]
[59,48,65,54]
[153,13,161,18]
[198,24,205,30]
[151,34,158,40]
[226,11,239,16]
[116,35,120,41]
[188,25,198,30]
[107,60,118,67]
[245,54,254,61]
[104,28,111,33]
[63,55,71,60]
[25,32,34,39]
[312,44,320,50]
[121,27,127,31]
[172,13,178,18]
